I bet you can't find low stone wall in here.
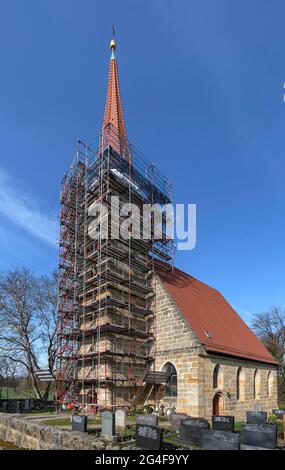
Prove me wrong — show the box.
[0,413,112,450]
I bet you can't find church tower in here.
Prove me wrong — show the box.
[56,38,174,409]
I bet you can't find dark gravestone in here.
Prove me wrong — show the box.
[272,409,285,420]
[8,401,20,413]
[136,424,163,450]
[1,402,8,412]
[23,399,30,412]
[137,414,158,426]
[179,417,210,447]
[202,430,240,450]
[72,415,87,433]
[246,411,267,425]
[241,423,277,449]
[212,415,235,432]
[169,412,189,431]
[19,401,25,412]
[101,411,115,438]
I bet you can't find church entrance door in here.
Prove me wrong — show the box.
[213,393,223,416]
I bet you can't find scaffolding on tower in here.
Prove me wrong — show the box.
[55,124,175,410]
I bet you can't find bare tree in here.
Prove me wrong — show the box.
[35,272,58,401]
[0,358,20,398]
[251,306,285,366]
[0,268,57,400]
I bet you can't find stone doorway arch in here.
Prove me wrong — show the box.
[213,392,224,416]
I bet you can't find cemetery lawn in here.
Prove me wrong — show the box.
[0,387,53,400]
[235,421,245,432]
[43,417,100,427]
[0,439,24,450]
[22,407,54,415]
[162,435,195,449]
[40,418,73,426]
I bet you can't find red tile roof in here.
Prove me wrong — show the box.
[157,266,278,366]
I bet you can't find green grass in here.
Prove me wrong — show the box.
[0,386,54,400]
[0,439,25,450]
[163,435,192,449]
[22,407,54,415]
[0,387,31,400]
[43,417,100,427]
[235,421,245,432]
[42,418,73,426]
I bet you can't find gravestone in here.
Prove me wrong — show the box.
[137,414,158,427]
[8,401,20,413]
[136,424,163,450]
[212,415,235,432]
[23,399,30,412]
[246,411,267,425]
[272,409,285,420]
[253,401,262,411]
[202,430,240,450]
[241,423,277,449]
[179,417,210,447]
[169,412,189,431]
[115,409,126,431]
[101,411,115,439]
[1,402,8,412]
[72,414,87,433]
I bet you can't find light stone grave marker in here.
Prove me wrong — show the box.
[115,409,126,431]
[101,411,115,439]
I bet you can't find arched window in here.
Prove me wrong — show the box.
[253,370,257,398]
[253,369,261,399]
[236,367,245,400]
[236,367,241,400]
[162,362,177,397]
[213,364,220,389]
[267,371,274,397]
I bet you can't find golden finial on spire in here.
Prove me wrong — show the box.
[110,38,116,50]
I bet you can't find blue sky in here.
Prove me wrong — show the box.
[0,0,284,322]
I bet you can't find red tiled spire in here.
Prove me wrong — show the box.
[102,38,130,161]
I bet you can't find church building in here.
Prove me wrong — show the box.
[56,37,279,422]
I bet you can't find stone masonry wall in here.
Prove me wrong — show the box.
[0,413,115,450]
[200,354,279,421]
[151,274,205,415]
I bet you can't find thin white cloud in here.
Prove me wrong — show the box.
[232,304,253,323]
[0,167,58,247]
